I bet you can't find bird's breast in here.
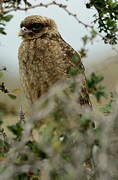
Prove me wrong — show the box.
[18,38,66,99]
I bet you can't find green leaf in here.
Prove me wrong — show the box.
[91,29,97,39]
[3,15,13,22]
[107,18,115,27]
[67,67,79,76]
[79,48,87,58]
[26,140,47,159]
[82,35,89,46]
[0,27,6,35]
[100,99,113,114]
[71,54,81,64]
[80,116,91,131]
[95,86,107,102]
[87,73,104,89]
[87,73,107,101]
[7,94,17,99]
[7,122,23,138]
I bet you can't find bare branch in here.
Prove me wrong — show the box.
[3,1,93,29]
[1,1,117,46]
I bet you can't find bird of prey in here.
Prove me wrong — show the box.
[18,15,91,106]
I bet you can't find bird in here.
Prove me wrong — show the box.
[18,15,91,106]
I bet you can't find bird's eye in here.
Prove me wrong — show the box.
[32,23,42,29]
[29,23,44,32]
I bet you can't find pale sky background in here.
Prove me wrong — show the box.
[0,0,117,77]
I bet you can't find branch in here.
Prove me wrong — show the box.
[1,1,116,44]
[3,1,93,29]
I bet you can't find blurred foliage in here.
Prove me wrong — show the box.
[0,77,117,179]
[0,1,118,179]
[7,121,23,140]
[79,29,97,58]
[0,128,10,158]
[100,97,114,114]
[0,68,17,129]
[0,78,96,179]
[87,72,107,102]
[86,0,118,44]
[0,14,13,35]
[0,67,17,99]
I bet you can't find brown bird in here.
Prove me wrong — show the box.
[18,15,91,106]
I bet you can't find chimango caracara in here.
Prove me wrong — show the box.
[18,15,91,106]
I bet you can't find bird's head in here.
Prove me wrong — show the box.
[19,15,58,40]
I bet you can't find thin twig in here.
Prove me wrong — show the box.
[3,1,94,29]
[19,105,25,122]
[1,1,115,44]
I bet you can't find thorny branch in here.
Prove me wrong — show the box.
[2,1,93,27]
[1,0,118,47]
[0,1,106,40]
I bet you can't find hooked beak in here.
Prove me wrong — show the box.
[18,27,33,36]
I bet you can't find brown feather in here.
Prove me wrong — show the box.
[18,15,91,106]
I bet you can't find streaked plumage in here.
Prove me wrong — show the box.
[18,15,91,106]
